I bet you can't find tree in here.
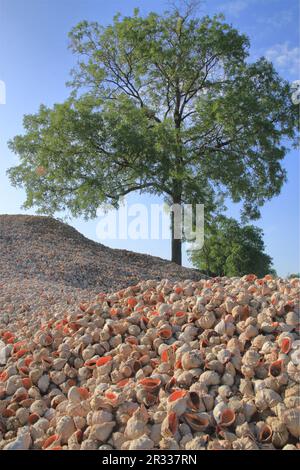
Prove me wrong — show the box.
[8,5,298,264]
[189,216,275,277]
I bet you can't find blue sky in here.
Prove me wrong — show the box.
[0,0,299,276]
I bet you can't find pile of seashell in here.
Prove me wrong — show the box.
[0,275,299,450]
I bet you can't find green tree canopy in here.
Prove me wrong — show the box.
[189,216,275,277]
[8,5,299,264]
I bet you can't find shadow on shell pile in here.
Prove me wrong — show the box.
[0,275,299,450]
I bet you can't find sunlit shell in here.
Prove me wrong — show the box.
[197,311,216,329]
[183,412,210,431]
[255,388,282,411]
[282,408,300,438]
[256,423,273,443]
[161,412,178,438]
[0,273,299,450]
[267,417,289,449]
[138,378,161,394]
[213,402,236,427]
[167,390,188,416]
[181,351,203,370]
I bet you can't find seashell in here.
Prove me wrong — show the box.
[80,439,98,450]
[112,431,127,449]
[252,335,267,350]
[213,402,235,427]
[240,364,255,378]
[37,374,50,394]
[30,399,47,417]
[181,351,203,370]
[266,417,289,448]
[282,408,300,438]
[167,390,188,416]
[161,346,175,364]
[214,319,235,336]
[199,370,220,386]
[279,336,292,354]
[56,416,76,444]
[218,384,233,399]
[205,359,224,374]
[185,435,209,450]
[256,422,273,443]
[67,386,88,403]
[173,311,187,325]
[5,375,22,395]
[104,390,124,406]
[242,349,261,367]
[157,327,173,340]
[290,346,300,367]
[68,430,83,450]
[197,311,216,329]
[235,421,254,439]
[287,361,300,382]
[124,406,149,439]
[269,359,283,377]
[129,435,154,450]
[50,370,66,385]
[286,311,298,327]
[149,423,163,445]
[244,324,259,339]
[42,434,61,450]
[0,342,13,366]
[221,372,235,387]
[66,400,90,417]
[138,377,161,394]
[183,412,210,431]
[89,421,116,442]
[4,431,32,450]
[0,275,299,450]
[232,436,259,450]
[255,388,282,411]
[158,436,179,450]
[239,379,254,397]
[16,407,30,425]
[231,305,243,320]
[217,349,231,364]
[28,412,40,424]
[115,402,139,424]
[136,388,157,407]
[161,412,178,438]
[207,439,225,450]
[214,319,226,336]
[158,303,172,315]
[242,401,256,422]
[179,324,198,342]
[187,391,203,411]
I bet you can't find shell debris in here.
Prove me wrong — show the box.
[0,270,300,450]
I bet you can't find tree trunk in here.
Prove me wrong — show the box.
[172,77,183,265]
[171,197,182,265]
[171,235,182,265]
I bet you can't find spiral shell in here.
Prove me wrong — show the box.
[282,408,300,438]
[197,312,216,329]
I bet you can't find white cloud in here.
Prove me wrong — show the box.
[265,42,300,76]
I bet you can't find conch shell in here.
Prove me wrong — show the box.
[213,402,236,427]
[167,390,188,416]
[282,408,300,438]
[161,412,178,438]
[183,412,210,431]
